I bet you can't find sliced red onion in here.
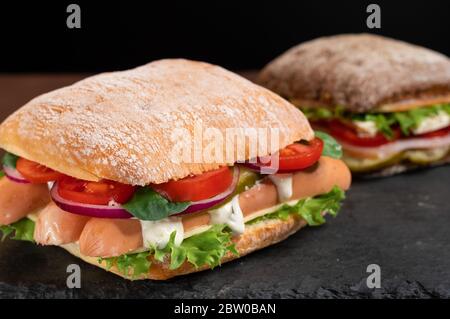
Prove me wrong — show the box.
[240,162,296,174]
[175,166,240,216]
[51,182,133,219]
[241,162,272,174]
[3,166,30,184]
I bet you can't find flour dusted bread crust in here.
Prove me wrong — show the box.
[258,34,450,112]
[0,59,313,185]
[62,214,307,280]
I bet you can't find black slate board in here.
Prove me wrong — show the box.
[1,166,449,299]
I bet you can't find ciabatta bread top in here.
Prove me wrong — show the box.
[258,34,450,112]
[0,59,313,185]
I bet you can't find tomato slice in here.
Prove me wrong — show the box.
[16,158,64,183]
[152,166,233,202]
[278,138,323,171]
[58,177,136,205]
[415,126,450,138]
[328,120,400,147]
[252,138,323,173]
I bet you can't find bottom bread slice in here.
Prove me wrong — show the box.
[61,214,307,280]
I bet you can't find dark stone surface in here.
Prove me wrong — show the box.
[1,166,449,299]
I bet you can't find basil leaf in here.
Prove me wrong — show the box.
[2,152,19,168]
[122,187,190,221]
[314,131,343,159]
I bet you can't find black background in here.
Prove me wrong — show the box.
[0,0,449,72]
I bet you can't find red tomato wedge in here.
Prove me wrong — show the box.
[16,158,64,183]
[152,166,233,202]
[328,120,401,147]
[57,177,136,205]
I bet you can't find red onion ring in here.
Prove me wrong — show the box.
[175,166,240,216]
[51,182,133,219]
[240,162,298,174]
[3,166,30,184]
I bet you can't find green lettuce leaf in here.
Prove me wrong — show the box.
[248,186,345,226]
[0,170,4,178]
[353,104,450,138]
[393,112,416,135]
[0,218,35,242]
[301,106,345,121]
[98,251,152,279]
[115,252,152,277]
[2,152,19,168]
[408,105,442,127]
[99,224,237,278]
[122,187,190,221]
[302,103,450,139]
[315,131,343,159]
[153,224,237,270]
[303,107,333,120]
[443,103,450,115]
[359,114,397,139]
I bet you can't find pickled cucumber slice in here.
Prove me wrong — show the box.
[343,146,450,172]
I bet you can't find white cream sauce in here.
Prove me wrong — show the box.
[412,111,450,135]
[268,173,293,202]
[209,195,245,234]
[353,120,378,137]
[140,217,184,249]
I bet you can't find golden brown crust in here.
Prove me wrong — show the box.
[258,34,450,112]
[61,215,307,280]
[0,59,313,185]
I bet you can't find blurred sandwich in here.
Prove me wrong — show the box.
[258,34,450,176]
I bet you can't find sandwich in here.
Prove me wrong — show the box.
[0,59,351,280]
[258,34,450,176]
